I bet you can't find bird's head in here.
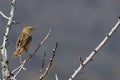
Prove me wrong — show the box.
[22,26,34,34]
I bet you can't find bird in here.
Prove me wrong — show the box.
[12,26,34,64]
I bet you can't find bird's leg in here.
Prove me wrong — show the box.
[20,55,23,64]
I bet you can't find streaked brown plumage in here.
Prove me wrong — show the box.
[12,26,34,63]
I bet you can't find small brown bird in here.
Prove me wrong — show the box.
[12,26,34,64]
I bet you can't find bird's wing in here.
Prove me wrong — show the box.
[16,33,31,49]
[24,35,32,52]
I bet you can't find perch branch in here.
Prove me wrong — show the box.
[39,42,58,80]
[0,0,16,80]
[69,17,120,80]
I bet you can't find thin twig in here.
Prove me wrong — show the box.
[39,42,58,80]
[0,11,9,19]
[69,17,120,80]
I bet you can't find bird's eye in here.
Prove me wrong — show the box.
[30,28,32,30]
[29,27,34,31]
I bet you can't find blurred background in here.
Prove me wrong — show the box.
[0,0,120,80]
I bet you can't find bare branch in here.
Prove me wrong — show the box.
[69,17,120,80]
[39,42,58,80]
[0,0,16,80]
[0,11,9,19]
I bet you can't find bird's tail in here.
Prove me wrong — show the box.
[12,48,23,58]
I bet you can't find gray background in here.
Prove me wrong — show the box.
[0,0,120,80]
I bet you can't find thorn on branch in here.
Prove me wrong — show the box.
[12,21,19,24]
[52,49,56,55]
[53,42,58,53]
[1,59,3,61]
[79,57,83,66]
[118,16,120,19]
[3,66,6,69]
[93,50,97,53]
[105,33,110,38]
[11,2,15,6]
[70,76,73,80]
[5,38,9,44]
[52,42,58,57]
[6,61,9,64]
[0,46,3,49]
[3,33,6,37]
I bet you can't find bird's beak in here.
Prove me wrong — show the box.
[31,28,34,31]
[32,27,38,31]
